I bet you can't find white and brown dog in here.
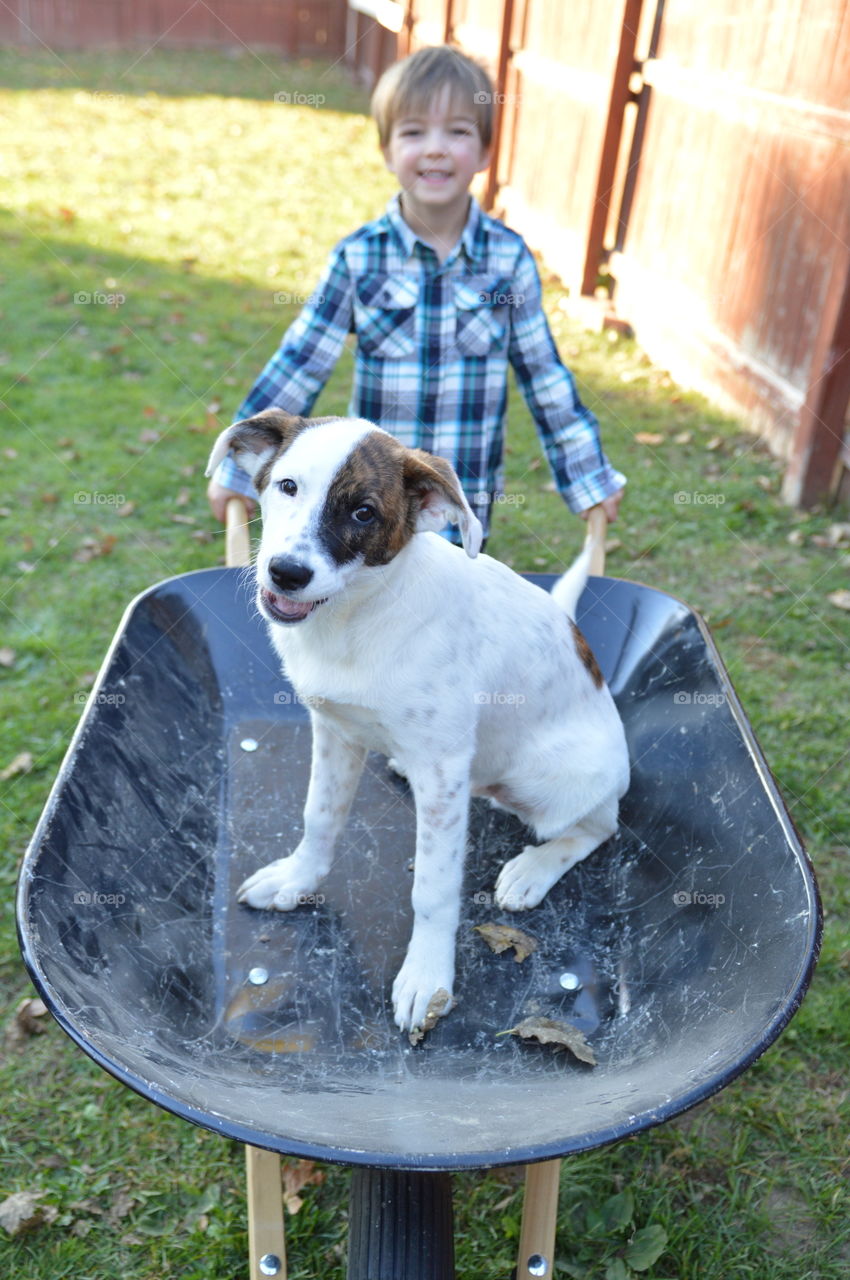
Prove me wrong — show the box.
[206,411,629,1035]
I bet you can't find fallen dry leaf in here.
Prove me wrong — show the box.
[0,1190,58,1236]
[827,589,850,612]
[408,988,454,1046]
[827,522,850,548]
[282,1160,324,1215]
[116,501,136,518]
[0,751,33,781]
[634,431,664,446]
[498,1016,597,1065]
[7,997,49,1045]
[0,647,15,667]
[474,923,538,963]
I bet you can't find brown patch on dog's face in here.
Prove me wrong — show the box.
[570,619,604,688]
[317,432,422,566]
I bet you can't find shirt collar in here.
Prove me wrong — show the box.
[383,193,486,267]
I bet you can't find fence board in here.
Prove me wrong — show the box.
[0,0,348,55]
[612,0,850,486]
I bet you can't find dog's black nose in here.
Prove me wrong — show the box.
[268,556,314,593]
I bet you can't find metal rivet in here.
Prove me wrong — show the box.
[259,1254,282,1276]
[559,971,581,991]
[248,966,269,986]
[240,737,259,752]
[527,1255,548,1277]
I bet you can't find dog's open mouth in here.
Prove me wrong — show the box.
[260,588,326,624]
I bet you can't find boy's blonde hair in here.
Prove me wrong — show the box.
[371,46,494,149]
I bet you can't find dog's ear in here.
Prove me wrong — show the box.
[404,451,484,558]
[205,409,309,481]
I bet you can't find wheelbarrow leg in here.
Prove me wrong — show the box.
[246,1145,287,1279]
[516,1159,561,1278]
[223,500,287,1280]
[347,1168,455,1279]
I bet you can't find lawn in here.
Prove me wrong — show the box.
[1,46,848,1280]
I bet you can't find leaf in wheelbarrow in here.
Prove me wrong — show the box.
[408,988,454,1046]
[474,923,538,962]
[498,1016,597,1065]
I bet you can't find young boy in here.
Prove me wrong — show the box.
[208,45,625,537]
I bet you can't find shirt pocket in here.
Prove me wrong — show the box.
[354,272,419,358]
[453,276,512,357]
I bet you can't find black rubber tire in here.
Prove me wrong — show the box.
[346,1168,455,1280]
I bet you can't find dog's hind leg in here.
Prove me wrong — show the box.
[494,797,618,912]
[237,714,366,911]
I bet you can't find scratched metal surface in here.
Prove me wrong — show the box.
[17,567,820,1169]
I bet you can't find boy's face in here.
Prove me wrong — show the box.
[382,86,491,224]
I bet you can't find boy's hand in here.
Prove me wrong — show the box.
[580,490,623,524]
[207,479,256,524]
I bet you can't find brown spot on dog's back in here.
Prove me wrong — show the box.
[570,619,604,688]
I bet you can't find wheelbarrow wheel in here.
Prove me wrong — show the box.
[347,1168,455,1280]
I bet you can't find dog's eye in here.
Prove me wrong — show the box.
[278,479,297,497]
[352,504,377,525]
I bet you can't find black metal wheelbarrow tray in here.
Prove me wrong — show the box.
[17,507,821,1279]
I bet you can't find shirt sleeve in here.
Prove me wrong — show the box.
[219,243,355,488]
[507,245,626,513]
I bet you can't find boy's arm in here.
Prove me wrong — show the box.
[209,246,354,499]
[507,247,625,517]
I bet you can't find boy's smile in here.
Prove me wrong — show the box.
[382,87,491,242]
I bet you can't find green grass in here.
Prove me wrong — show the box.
[1,47,848,1279]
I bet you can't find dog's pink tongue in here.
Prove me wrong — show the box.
[269,592,313,620]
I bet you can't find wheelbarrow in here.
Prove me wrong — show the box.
[17,502,821,1278]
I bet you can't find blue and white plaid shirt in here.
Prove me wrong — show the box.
[214,195,625,533]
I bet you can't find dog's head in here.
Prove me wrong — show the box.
[206,410,483,624]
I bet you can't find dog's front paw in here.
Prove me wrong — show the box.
[237,857,323,911]
[392,950,455,1036]
[494,846,552,911]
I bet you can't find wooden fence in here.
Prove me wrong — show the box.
[345,0,850,507]
[0,0,349,57]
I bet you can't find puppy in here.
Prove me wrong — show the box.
[206,410,629,1035]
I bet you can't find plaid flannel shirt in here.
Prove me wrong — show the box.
[215,195,625,533]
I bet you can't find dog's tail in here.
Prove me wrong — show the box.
[549,508,606,619]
